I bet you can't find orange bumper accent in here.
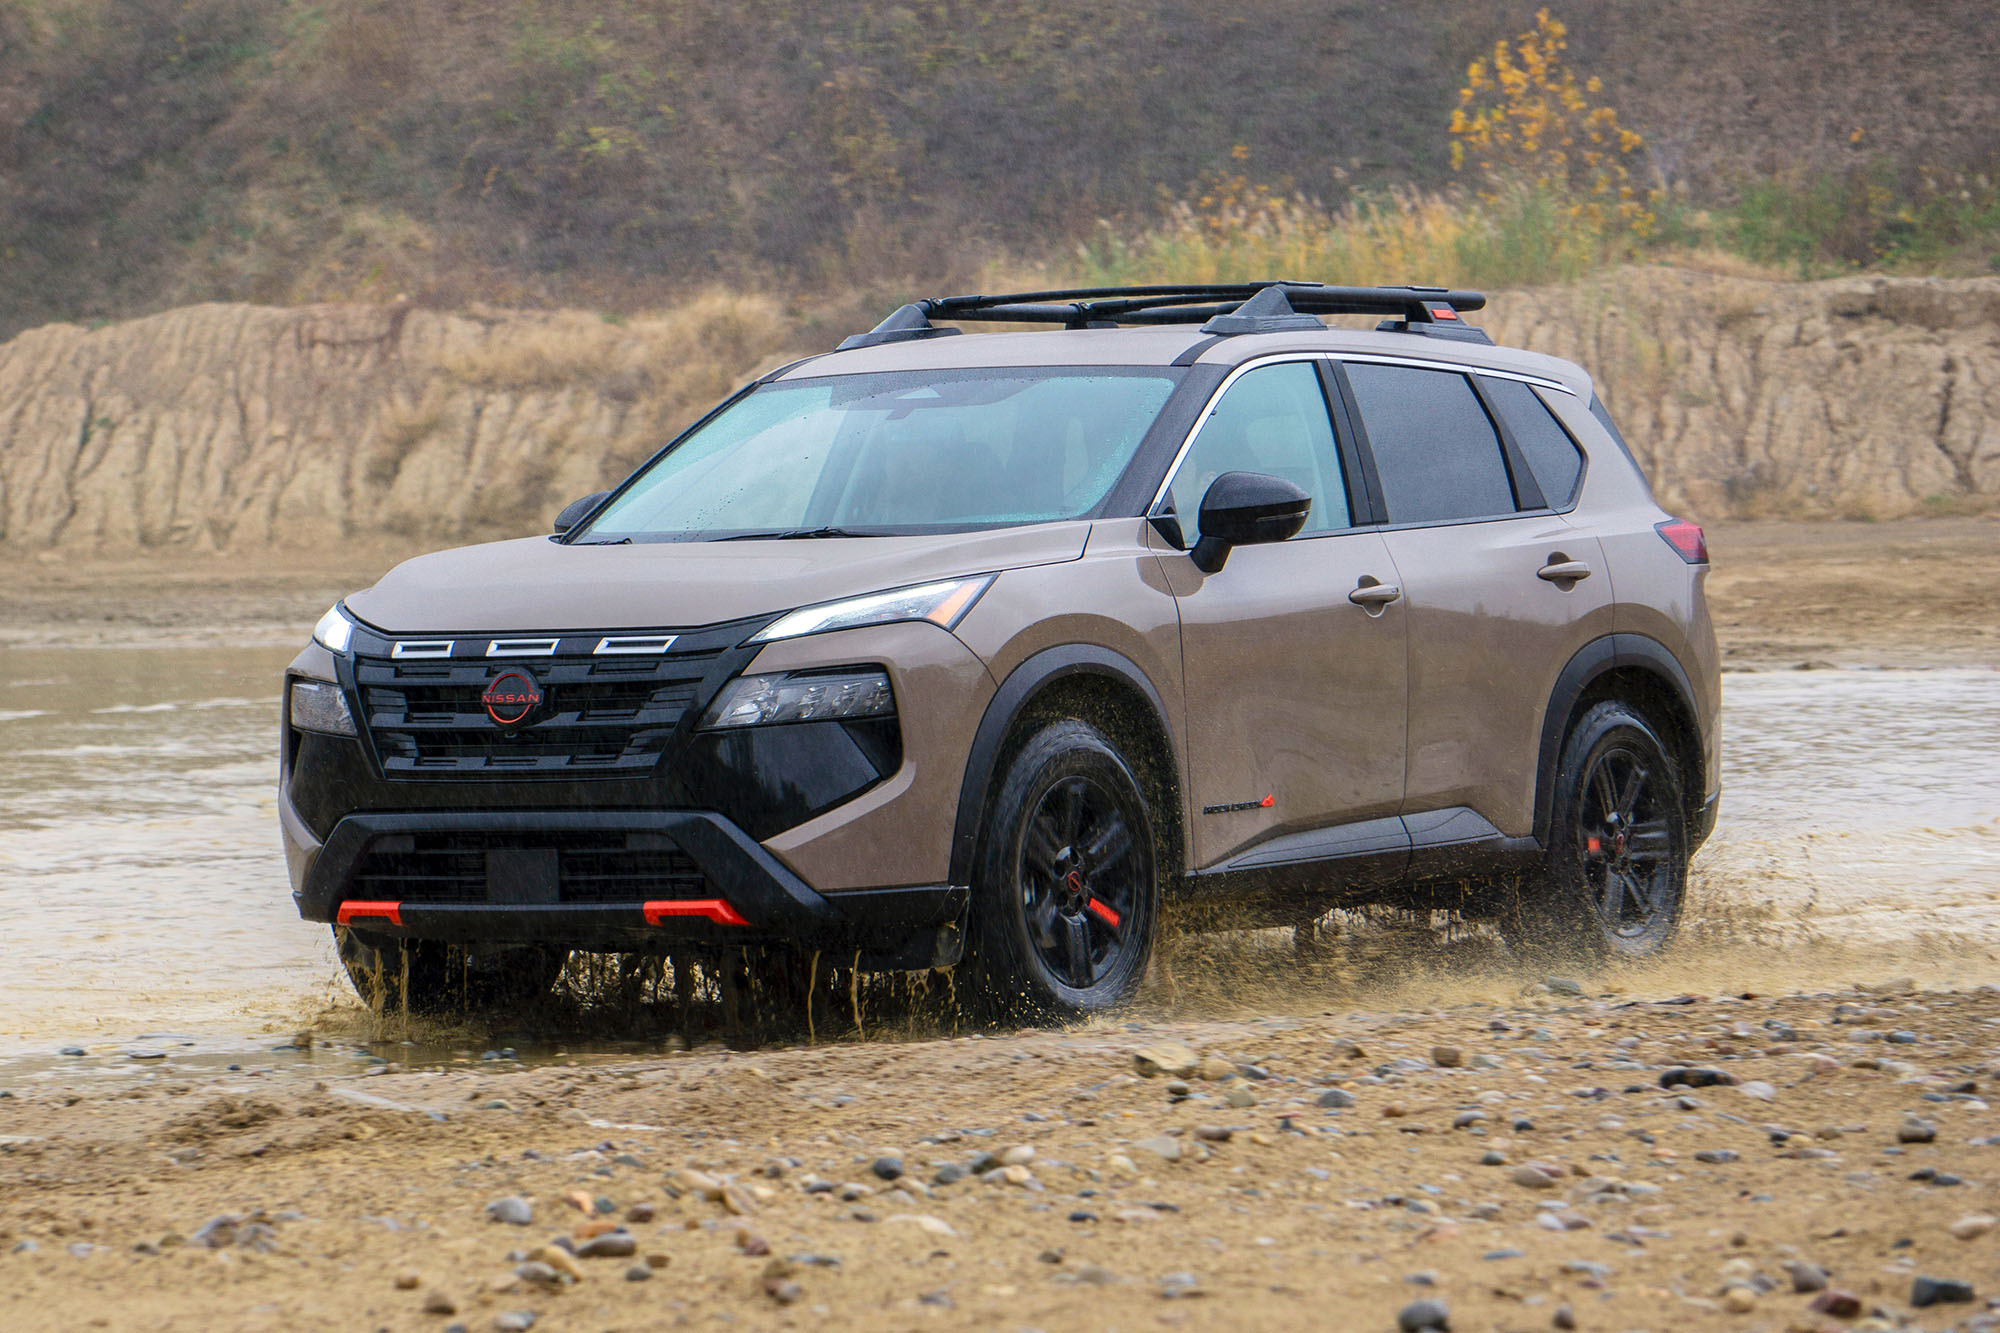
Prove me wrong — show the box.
[337,900,404,927]
[643,899,750,928]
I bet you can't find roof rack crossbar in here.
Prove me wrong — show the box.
[838,283,1488,348]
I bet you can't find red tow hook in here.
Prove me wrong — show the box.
[643,899,750,927]
[337,900,404,927]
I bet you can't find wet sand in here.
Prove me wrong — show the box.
[1,517,1996,1329]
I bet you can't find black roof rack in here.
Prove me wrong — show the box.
[835,282,1491,350]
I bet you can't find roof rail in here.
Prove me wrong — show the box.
[835,282,1489,350]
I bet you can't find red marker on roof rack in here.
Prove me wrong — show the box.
[1430,306,1459,320]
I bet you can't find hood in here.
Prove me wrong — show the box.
[342,522,1093,634]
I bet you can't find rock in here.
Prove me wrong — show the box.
[624,1202,656,1223]
[533,1246,583,1281]
[735,1232,771,1256]
[1107,1154,1138,1176]
[576,1231,636,1259]
[1660,1067,1732,1089]
[1738,1080,1776,1101]
[1194,1126,1232,1142]
[999,1164,1033,1187]
[1330,1038,1366,1059]
[394,1269,421,1289]
[1159,1272,1203,1299]
[1070,1210,1097,1223]
[1134,1136,1182,1162]
[1317,1088,1357,1109]
[870,1156,903,1181]
[1397,1297,1451,1331]
[1694,1149,1740,1164]
[1720,1286,1757,1313]
[486,1197,533,1226]
[513,1261,563,1289]
[1910,1276,1975,1308]
[1165,1079,1191,1097]
[999,1145,1035,1166]
[1451,1111,1485,1129]
[1898,1116,1938,1143]
[888,1214,957,1238]
[1133,1043,1202,1079]
[1225,1087,1257,1109]
[1552,1303,1576,1329]
[1546,977,1583,996]
[1509,1165,1559,1189]
[1197,1058,1235,1082]
[1808,1291,1862,1318]
[932,1163,966,1185]
[188,1215,241,1249]
[1785,1261,1829,1293]
[1483,1248,1525,1260]
[1431,1046,1462,1068]
[1949,1214,1996,1240]
[625,1263,652,1281]
[423,1292,457,1314]
[1480,1151,1507,1166]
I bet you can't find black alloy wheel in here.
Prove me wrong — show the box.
[970,720,1159,1020]
[1503,701,1687,962]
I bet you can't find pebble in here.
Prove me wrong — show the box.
[1659,1067,1731,1089]
[1509,1165,1558,1189]
[1546,977,1583,996]
[1134,1136,1182,1162]
[1910,1276,1975,1308]
[394,1269,421,1290]
[933,1163,966,1185]
[1552,1303,1576,1330]
[486,1197,533,1226]
[1694,1149,1740,1164]
[1898,1116,1938,1143]
[1738,1080,1776,1101]
[494,1314,536,1332]
[1480,1151,1507,1166]
[1317,1089,1356,1109]
[1397,1297,1451,1331]
[1808,1290,1862,1318]
[513,1261,562,1289]
[1483,1248,1524,1261]
[1225,1087,1258,1109]
[1785,1261,1829,1293]
[423,1292,457,1314]
[1451,1111,1485,1129]
[1721,1287,1757,1313]
[999,1145,1035,1166]
[625,1263,652,1281]
[576,1231,636,1259]
[1133,1042,1202,1079]
[1165,1080,1191,1097]
[1949,1214,1995,1240]
[1431,1046,1462,1068]
[1159,1272,1203,1299]
[871,1156,903,1181]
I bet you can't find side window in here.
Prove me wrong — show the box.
[1166,362,1349,542]
[1343,364,1516,524]
[1482,376,1584,508]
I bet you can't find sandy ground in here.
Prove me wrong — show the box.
[2,517,1997,1331]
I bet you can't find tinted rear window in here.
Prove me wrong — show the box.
[1344,363,1516,524]
[1482,377,1584,507]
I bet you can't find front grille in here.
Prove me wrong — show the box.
[348,831,706,904]
[353,647,722,779]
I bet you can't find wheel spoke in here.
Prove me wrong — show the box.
[1626,818,1672,860]
[1591,763,1618,820]
[1081,815,1133,875]
[1056,780,1085,846]
[1615,762,1647,822]
[1598,863,1627,925]
[1027,888,1060,948]
[1060,913,1094,987]
[1023,817,1062,879]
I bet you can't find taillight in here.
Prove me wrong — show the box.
[1655,518,1708,564]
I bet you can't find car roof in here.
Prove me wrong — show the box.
[770,324,1593,400]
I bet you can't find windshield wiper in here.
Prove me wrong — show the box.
[573,536,632,545]
[713,526,883,541]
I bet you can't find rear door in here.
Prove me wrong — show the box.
[1335,359,1612,843]
[1154,358,1408,872]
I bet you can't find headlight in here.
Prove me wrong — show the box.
[289,679,357,737]
[748,575,993,644]
[313,603,356,654]
[702,668,895,729]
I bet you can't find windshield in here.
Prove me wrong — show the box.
[577,367,1181,540]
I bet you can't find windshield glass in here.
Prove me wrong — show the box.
[578,367,1181,540]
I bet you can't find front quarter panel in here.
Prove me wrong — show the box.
[751,620,995,893]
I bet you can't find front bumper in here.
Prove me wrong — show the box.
[287,806,968,969]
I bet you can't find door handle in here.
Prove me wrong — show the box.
[1348,582,1403,606]
[1537,560,1592,583]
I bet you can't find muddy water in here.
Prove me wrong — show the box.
[1,645,1995,1069]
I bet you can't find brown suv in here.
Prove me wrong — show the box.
[281,283,1719,1018]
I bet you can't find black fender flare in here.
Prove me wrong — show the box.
[1533,633,1701,844]
[948,645,1176,888]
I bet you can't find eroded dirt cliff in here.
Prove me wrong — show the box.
[0,269,1993,553]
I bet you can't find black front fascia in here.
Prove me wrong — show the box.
[292,614,899,847]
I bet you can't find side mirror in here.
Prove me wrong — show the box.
[1190,471,1311,574]
[553,490,611,535]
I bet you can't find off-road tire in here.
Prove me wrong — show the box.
[334,927,567,1013]
[1502,701,1688,964]
[967,720,1159,1021]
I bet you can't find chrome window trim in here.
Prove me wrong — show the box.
[594,635,679,655]
[390,640,454,660]
[1148,351,1575,516]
